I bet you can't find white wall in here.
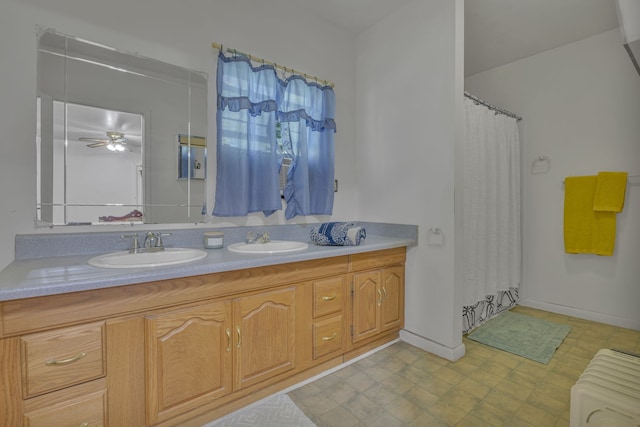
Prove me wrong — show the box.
[466,29,640,330]
[355,0,465,359]
[1,0,467,359]
[0,0,357,269]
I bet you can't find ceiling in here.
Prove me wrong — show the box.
[292,0,415,35]
[464,0,619,76]
[293,0,620,77]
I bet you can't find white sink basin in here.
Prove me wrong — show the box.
[227,240,308,254]
[89,248,207,268]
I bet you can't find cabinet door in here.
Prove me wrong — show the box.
[352,271,381,343]
[233,288,296,390]
[146,301,232,425]
[380,266,404,332]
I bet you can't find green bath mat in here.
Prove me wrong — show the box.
[467,311,571,364]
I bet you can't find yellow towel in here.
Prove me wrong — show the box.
[593,171,628,212]
[564,176,617,256]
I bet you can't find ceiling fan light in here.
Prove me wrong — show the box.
[106,143,117,151]
[115,144,125,152]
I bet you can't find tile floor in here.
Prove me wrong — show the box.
[288,306,640,426]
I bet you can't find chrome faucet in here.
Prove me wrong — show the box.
[245,231,270,244]
[144,231,159,249]
[122,232,171,253]
[143,231,172,251]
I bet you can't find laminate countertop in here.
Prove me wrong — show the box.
[0,222,417,301]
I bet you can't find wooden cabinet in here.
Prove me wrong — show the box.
[380,266,404,332]
[312,277,344,318]
[21,321,106,398]
[352,270,382,343]
[310,277,346,360]
[23,379,107,427]
[0,247,405,427]
[313,315,343,359]
[145,287,296,424]
[350,250,405,347]
[233,287,296,390]
[13,322,109,427]
[145,301,232,425]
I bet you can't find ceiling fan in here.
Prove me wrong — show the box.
[79,131,130,152]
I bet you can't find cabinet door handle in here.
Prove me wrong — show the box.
[322,294,337,301]
[226,327,231,352]
[377,288,383,306]
[236,326,241,348]
[45,351,87,366]
[321,333,337,341]
[79,422,89,427]
[382,286,387,304]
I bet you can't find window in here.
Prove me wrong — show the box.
[213,53,336,219]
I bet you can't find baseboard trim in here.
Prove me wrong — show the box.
[399,329,465,361]
[519,299,640,331]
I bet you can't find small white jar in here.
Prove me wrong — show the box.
[203,231,224,249]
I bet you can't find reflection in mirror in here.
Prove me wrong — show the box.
[36,29,208,226]
[53,101,143,224]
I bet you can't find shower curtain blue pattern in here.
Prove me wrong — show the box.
[213,52,336,219]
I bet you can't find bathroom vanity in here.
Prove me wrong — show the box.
[0,226,414,426]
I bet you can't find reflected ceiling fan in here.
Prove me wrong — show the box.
[79,131,130,152]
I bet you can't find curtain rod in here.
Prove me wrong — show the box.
[464,91,522,122]
[211,42,335,88]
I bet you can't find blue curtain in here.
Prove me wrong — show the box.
[213,52,336,219]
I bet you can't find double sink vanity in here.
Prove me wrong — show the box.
[21,27,420,427]
[0,223,416,426]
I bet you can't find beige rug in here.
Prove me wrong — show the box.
[202,394,315,427]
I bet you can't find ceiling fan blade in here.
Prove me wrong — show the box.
[78,132,129,149]
[86,141,108,148]
[79,137,109,143]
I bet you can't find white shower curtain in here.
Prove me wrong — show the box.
[462,96,521,332]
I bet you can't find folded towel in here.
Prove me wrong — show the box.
[593,171,628,212]
[564,176,617,256]
[310,222,366,246]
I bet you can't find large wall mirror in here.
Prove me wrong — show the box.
[36,29,208,226]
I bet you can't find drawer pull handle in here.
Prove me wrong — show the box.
[226,327,231,352]
[322,294,337,301]
[322,333,337,341]
[79,422,89,427]
[45,351,87,366]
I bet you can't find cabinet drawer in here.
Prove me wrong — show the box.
[21,322,106,398]
[23,380,107,427]
[313,277,344,318]
[313,316,343,359]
